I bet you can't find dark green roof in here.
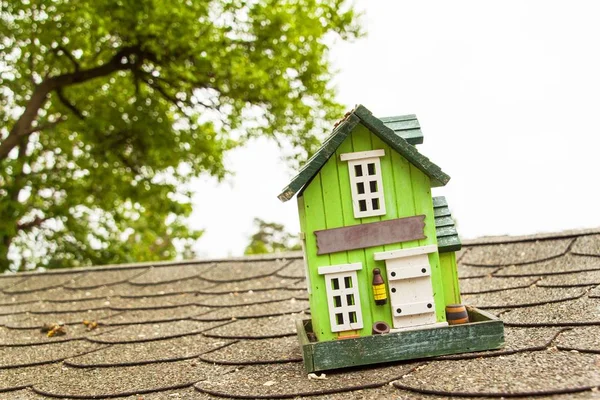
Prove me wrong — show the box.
[379,114,423,145]
[278,105,450,202]
[433,196,462,253]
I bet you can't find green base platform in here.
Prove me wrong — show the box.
[296,306,504,373]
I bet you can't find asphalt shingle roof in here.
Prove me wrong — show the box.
[2,229,600,399]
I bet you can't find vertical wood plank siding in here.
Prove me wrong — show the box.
[440,251,461,305]
[409,164,446,323]
[301,173,332,340]
[352,125,387,328]
[336,130,370,340]
[302,122,445,342]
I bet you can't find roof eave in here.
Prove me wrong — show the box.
[277,114,361,202]
[354,105,451,187]
[278,105,451,202]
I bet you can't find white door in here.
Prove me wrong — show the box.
[374,245,438,330]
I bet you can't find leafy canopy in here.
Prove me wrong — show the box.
[0,0,361,272]
[244,218,301,255]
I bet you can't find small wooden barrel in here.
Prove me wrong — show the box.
[446,304,469,325]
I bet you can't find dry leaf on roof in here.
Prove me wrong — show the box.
[83,320,98,331]
[40,323,66,337]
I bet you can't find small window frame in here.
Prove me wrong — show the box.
[340,149,386,219]
[318,263,364,332]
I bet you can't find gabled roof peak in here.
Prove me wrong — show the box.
[278,105,450,202]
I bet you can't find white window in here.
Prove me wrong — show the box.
[340,149,386,218]
[318,263,363,332]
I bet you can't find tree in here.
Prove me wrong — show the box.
[0,0,361,272]
[244,218,301,255]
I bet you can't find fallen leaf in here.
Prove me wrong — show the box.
[41,323,66,337]
[83,320,98,331]
[48,325,66,337]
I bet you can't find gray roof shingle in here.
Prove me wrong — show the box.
[1,229,600,398]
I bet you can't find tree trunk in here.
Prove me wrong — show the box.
[0,235,12,273]
[0,82,53,161]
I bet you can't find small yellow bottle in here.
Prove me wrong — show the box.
[372,268,387,305]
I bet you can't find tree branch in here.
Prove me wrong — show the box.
[116,152,141,175]
[1,45,147,162]
[9,139,29,203]
[17,216,49,232]
[56,89,85,120]
[20,116,67,137]
[146,79,190,116]
[55,45,81,72]
[47,45,144,88]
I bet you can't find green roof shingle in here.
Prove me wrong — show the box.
[379,113,423,145]
[433,196,462,253]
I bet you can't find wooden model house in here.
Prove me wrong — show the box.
[279,105,503,372]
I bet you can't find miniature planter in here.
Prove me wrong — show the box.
[296,306,504,373]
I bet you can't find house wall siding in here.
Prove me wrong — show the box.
[300,123,445,342]
[440,251,461,305]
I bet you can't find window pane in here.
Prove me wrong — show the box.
[357,182,365,194]
[349,312,357,323]
[334,296,342,307]
[367,163,376,175]
[331,278,339,290]
[372,198,380,210]
[336,313,344,325]
[354,164,363,177]
[344,276,353,288]
[369,180,377,193]
[346,294,355,306]
[358,200,367,212]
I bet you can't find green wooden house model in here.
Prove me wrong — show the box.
[278,105,504,372]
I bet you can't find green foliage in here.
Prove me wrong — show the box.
[0,0,361,271]
[244,218,301,255]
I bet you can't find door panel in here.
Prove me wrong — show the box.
[391,299,435,317]
[383,251,437,329]
[388,264,432,280]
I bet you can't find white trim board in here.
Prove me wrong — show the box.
[390,321,448,333]
[374,244,438,261]
[318,262,362,275]
[340,149,385,161]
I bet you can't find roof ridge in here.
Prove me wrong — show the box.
[353,105,450,186]
[0,251,304,278]
[462,227,600,246]
[378,114,417,122]
[5,228,600,277]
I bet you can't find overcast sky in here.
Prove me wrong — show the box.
[191,1,600,258]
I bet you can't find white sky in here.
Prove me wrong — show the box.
[191,0,600,258]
